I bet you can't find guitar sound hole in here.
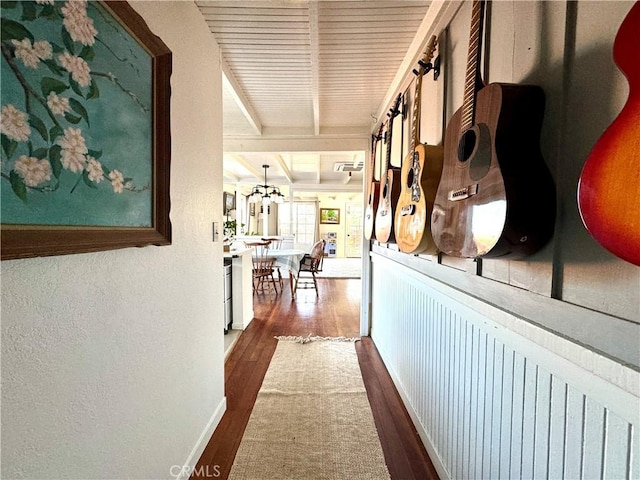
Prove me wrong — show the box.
[406,169,414,189]
[458,129,476,163]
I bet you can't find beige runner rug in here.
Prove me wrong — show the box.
[228,335,391,480]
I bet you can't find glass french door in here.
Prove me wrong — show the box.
[345,202,363,257]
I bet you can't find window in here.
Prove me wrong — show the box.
[278,202,316,245]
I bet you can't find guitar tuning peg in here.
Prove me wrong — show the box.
[418,60,428,68]
[412,69,419,76]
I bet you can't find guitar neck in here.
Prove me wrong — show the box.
[409,35,438,153]
[460,0,486,132]
[370,126,382,180]
[384,120,393,173]
[410,73,423,153]
[384,93,403,172]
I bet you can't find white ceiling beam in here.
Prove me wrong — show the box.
[223,170,240,183]
[224,135,368,154]
[292,183,362,193]
[221,58,263,136]
[315,153,321,184]
[199,0,314,7]
[309,1,320,136]
[230,154,264,180]
[274,154,293,184]
[374,0,464,128]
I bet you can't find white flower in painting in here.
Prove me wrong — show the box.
[61,0,98,46]
[12,38,40,68]
[58,52,91,87]
[47,92,71,116]
[33,40,53,60]
[14,155,52,187]
[36,0,55,4]
[109,169,124,193]
[0,104,31,142]
[86,157,104,183]
[58,127,87,173]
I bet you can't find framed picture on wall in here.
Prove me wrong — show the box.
[1,1,172,260]
[320,208,340,224]
[223,192,235,212]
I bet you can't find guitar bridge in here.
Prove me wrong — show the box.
[448,184,478,201]
[400,205,415,216]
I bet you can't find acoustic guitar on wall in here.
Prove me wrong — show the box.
[364,124,384,240]
[374,93,403,244]
[395,36,444,255]
[431,0,555,259]
[577,1,640,266]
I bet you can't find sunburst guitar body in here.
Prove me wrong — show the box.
[395,36,444,255]
[578,1,640,266]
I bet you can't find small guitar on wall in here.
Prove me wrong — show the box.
[374,93,403,244]
[431,0,555,259]
[364,124,384,240]
[578,1,640,266]
[395,36,444,255]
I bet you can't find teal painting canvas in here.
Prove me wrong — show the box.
[1,0,153,226]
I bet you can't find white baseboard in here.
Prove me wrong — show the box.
[176,396,227,480]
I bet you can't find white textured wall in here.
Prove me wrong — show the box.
[1,2,225,479]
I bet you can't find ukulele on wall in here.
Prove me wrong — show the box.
[577,1,640,266]
[364,124,384,240]
[431,0,555,259]
[374,93,403,244]
[395,36,444,255]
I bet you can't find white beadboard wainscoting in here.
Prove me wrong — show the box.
[370,254,639,480]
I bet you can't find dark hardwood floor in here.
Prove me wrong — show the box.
[193,278,439,479]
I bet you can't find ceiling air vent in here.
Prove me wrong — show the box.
[333,162,363,173]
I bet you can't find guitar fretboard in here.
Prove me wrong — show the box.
[460,0,485,132]
[383,93,403,178]
[410,73,423,154]
[410,36,436,155]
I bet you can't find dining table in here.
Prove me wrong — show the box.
[267,248,306,292]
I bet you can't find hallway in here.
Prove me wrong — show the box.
[195,279,439,479]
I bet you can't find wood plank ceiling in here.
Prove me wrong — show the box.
[196,0,432,195]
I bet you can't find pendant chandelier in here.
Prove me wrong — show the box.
[247,164,285,205]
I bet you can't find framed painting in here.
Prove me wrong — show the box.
[320,208,340,224]
[1,1,172,260]
[223,191,235,213]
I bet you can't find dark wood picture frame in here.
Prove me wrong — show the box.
[320,208,340,224]
[1,1,172,260]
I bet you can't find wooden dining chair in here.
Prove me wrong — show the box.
[262,236,284,288]
[245,241,279,295]
[292,240,325,298]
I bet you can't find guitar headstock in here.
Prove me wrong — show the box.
[388,92,403,119]
[375,123,384,142]
[413,35,438,77]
